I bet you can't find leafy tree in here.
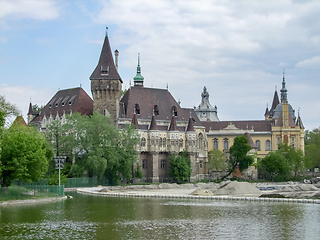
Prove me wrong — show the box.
[222,135,254,179]
[305,128,320,168]
[169,150,191,183]
[0,125,52,187]
[208,149,227,172]
[0,95,21,126]
[259,151,290,181]
[45,111,139,184]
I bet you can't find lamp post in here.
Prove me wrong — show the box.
[54,156,66,186]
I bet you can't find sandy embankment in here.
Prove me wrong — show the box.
[77,181,320,201]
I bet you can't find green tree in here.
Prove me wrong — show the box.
[0,125,52,187]
[305,128,320,169]
[222,135,254,179]
[259,151,290,181]
[0,95,21,127]
[208,149,227,172]
[169,150,191,183]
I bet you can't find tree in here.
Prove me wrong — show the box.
[208,149,227,172]
[169,150,191,183]
[0,125,52,187]
[222,135,254,179]
[0,95,21,126]
[305,128,320,169]
[45,111,140,184]
[259,151,290,181]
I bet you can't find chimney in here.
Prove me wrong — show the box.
[114,49,119,71]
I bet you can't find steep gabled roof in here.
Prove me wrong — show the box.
[169,115,177,131]
[186,116,195,131]
[296,115,304,129]
[119,86,201,125]
[244,132,257,149]
[131,113,138,129]
[11,116,28,128]
[202,120,272,132]
[31,87,93,123]
[90,35,122,82]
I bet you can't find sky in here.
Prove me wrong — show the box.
[0,0,319,130]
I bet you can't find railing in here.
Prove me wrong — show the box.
[0,184,64,202]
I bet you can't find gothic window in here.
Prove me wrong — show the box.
[291,137,295,148]
[179,138,183,147]
[135,104,140,115]
[159,137,163,147]
[266,140,271,151]
[160,159,166,169]
[142,159,147,169]
[223,138,229,150]
[255,140,261,151]
[213,138,218,149]
[141,137,146,147]
[199,161,203,168]
[163,138,166,147]
[171,140,175,146]
[154,105,159,116]
[172,106,177,116]
[199,133,203,149]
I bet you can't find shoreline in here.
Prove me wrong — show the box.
[0,196,67,206]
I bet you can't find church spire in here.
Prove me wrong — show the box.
[280,69,288,103]
[133,53,144,87]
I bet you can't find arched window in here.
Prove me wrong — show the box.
[223,138,229,150]
[163,138,166,148]
[142,159,147,169]
[179,138,183,147]
[265,140,271,151]
[255,140,261,151]
[154,105,159,116]
[213,138,218,149]
[291,137,295,148]
[141,137,146,147]
[160,159,166,169]
[172,106,177,116]
[135,104,140,115]
[198,133,203,149]
[159,137,163,147]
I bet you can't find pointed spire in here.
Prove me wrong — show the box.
[296,109,304,129]
[90,30,122,82]
[186,111,195,131]
[28,102,33,115]
[133,53,144,87]
[244,132,256,149]
[149,114,159,130]
[131,112,138,129]
[169,115,177,131]
[280,69,288,103]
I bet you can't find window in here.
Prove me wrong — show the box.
[179,138,183,147]
[154,105,159,116]
[68,95,76,105]
[161,159,166,169]
[291,137,295,148]
[223,138,229,150]
[135,104,140,115]
[159,138,162,147]
[101,65,109,75]
[142,159,147,169]
[199,133,203,149]
[171,140,175,146]
[255,140,261,151]
[213,138,218,149]
[266,140,271,151]
[199,161,203,168]
[277,137,281,150]
[172,106,177,116]
[141,137,146,147]
[163,138,166,148]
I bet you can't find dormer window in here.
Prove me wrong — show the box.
[55,97,63,107]
[61,96,69,107]
[101,66,109,76]
[135,104,140,115]
[154,105,159,116]
[69,95,76,105]
[48,98,56,109]
[172,106,177,116]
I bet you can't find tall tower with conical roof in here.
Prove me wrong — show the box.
[133,53,144,87]
[90,29,122,123]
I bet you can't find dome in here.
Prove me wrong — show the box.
[273,103,295,119]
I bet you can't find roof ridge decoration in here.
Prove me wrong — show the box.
[90,30,122,82]
[133,53,144,87]
[149,114,159,130]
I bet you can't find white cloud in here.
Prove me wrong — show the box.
[0,0,60,20]
[296,55,320,69]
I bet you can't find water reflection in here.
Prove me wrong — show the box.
[0,192,319,240]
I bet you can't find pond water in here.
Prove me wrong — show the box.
[0,192,319,239]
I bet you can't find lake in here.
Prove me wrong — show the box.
[0,192,319,239]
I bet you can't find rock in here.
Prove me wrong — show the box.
[310,177,320,184]
[98,188,111,192]
[278,184,318,192]
[190,189,214,196]
[213,181,261,196]
[260,193,285,198]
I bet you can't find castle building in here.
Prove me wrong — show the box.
[195,86,219,122]
[90,33,208,182]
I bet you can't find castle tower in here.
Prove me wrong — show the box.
[195,86,219,122]
[90,30,122,124]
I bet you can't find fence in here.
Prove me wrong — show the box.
[0,184,64,202]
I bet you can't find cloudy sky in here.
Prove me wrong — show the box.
[0,0,319,130]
